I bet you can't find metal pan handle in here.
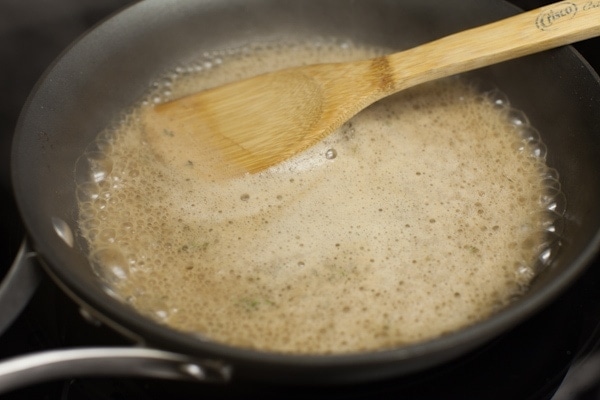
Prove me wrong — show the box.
[0,240,42,337]
[0,347,232,394]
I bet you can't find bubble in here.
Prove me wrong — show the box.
[540,175,561,194]
[542,191,567,215]
[325,148,337,160]
[98,228,117,244]
[507,109,529,127]
[488,89,509,108]
[76,182,100,202]
[240,193,250,201]
[517,125,542,144]
[91,248,128,283]
[516,263,534,279]
[546,217,565,236]
[102,285,123,301]
[530,142,547,159]
[81,152,113,183]
[93,140,113,153]
[155,310,169,320]
[537,247,554,266]
[544,167,560,181]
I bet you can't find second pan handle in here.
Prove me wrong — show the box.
[0,347,232,395]
[0,241,42,337]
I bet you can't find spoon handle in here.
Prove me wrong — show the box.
[386,0,600,92]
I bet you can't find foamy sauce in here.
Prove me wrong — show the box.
[75,40,564,354]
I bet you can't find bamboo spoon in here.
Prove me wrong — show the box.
[144,0,600,177]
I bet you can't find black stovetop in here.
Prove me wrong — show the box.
[1,1,599,399]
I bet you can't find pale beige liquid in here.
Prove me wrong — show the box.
[77,41,552,354]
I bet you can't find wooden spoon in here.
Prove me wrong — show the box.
[144,0,600,177]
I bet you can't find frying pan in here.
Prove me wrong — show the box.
[1,0,600,393]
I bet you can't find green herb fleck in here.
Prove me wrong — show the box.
[236,296,276,312]
[180,241,210,253]
[464,245,480,254]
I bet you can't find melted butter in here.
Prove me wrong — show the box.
[76,40,553,354]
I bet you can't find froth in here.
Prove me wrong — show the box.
[76,40,562,354]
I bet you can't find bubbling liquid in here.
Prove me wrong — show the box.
[76,40,564,354]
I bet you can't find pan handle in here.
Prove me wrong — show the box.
[0,240,43,337]
[0,347,232,394]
